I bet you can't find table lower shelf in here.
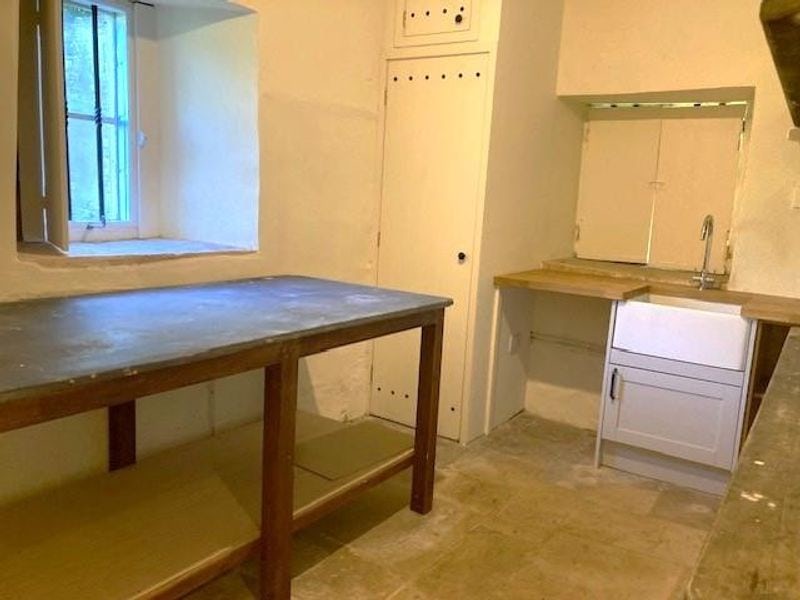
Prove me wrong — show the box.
[0,413,414,600]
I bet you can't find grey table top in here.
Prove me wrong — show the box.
[688,328,800,598]
[0,276,451,404]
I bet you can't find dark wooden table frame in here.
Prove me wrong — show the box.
[0,306,445,600]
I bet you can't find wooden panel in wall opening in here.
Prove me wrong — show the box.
[648,117,742,273]
[40,0,70,251]
[575,119,661,264]
[371,54,490,441]
[17,0,47,243]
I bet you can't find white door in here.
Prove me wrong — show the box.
[648,117,742,272]
[575,119,662,264]
[602,365,741,469]
[371,54,490,441]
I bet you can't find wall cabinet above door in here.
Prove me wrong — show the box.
[393,0,480,48]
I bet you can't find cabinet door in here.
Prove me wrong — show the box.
[602,365,741,469]
[575,120,661,264]
[649,118,742,272]
[370,54,489,441]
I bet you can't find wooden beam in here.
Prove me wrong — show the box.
[260,354,299,600]
[411,309,445,515]
[108,400,137,471]
[761,0,800,126]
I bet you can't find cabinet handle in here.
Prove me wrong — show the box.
[610,368,620,401]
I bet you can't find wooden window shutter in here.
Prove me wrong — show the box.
[39,0,69,251]
[17,0,46,243]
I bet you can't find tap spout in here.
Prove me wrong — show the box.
[693,214,716,290]
[701,214,714,241]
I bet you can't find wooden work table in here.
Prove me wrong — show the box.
[0,276,452,599]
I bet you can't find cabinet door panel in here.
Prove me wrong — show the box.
[575,120,661,264]
[371,54,489,441]
[649,118,742,272]
[602,365,741,469]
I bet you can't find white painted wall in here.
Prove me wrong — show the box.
[157,6,259,248]
[134,4,163,239]
[471,0,585,439]
[0,0,387,504]
[524,294,609,430]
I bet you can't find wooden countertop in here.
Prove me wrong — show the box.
[495,265,800,326]
[494,270,648,301]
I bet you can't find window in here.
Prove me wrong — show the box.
[16,0,259,255]
[63,1,133,225]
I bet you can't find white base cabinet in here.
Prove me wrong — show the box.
[602,364,743,470]
[597,302,756,492]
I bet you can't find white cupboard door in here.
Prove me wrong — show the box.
[602,365,741,470]
[649,118,742,272]
[575,120,662,264]
[371,54,490,441]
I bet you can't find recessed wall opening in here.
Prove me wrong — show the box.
[564,88,755,276]
[16,0,260,259]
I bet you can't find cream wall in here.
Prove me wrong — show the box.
[0,0,386,504]
[472,0,584,438]
[157,6,260,248]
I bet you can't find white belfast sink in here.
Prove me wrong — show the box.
[613,294,752,371]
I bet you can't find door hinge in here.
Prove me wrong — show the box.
[403,10,407,31]
[384,86,388,107]
[377,230,382,248]
[738,119,746,151]
[575,224,581,242]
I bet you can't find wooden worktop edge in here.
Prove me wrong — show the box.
[495,268,800,326]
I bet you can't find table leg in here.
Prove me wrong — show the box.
[261,354,299,600]
[108,400,136,471]
[411,309,445,515]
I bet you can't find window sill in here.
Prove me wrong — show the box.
[17,238,257,267]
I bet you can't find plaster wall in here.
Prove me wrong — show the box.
[473,0,584,438]
[0,0,386,504]
[157,6,259,248]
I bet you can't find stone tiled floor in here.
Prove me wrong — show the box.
[189,414,719,599]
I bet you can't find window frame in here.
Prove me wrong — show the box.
[65,0,140,241]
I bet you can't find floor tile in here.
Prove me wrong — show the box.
[508,531,687,600]
[291,546,404,600]
[650,485,721,530]
[411,525,543,599]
